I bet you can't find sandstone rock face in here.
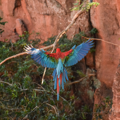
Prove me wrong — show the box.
[109,64,120,120]
[16,18,27,36]
[0,0,90,42]
[90,0,120,120]
[91,0,120,88]
[93,85,112,120]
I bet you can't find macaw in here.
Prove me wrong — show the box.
[24,39,93,100]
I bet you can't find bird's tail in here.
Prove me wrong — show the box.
[52,67,68,100]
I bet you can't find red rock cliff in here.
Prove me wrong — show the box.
[0,0,90,42]
[91,0,120,119]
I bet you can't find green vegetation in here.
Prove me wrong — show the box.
[90,28,98,35]
[93,96,112,120]
[0,17,7,34]
[71,0,99,11]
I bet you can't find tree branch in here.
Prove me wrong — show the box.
[68,73,95,85]
[0,79,12,86]
[82,36,120,47]
[0,52,27,66]
[46,103,59,116]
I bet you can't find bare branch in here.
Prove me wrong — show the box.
[41,67,47,84]
[46,103,59,116]
[82,36,120,47]
[0,44,54,66]
[0,52,27,66]
[68,77,86,85]
[23,103,59,119]
[68,73,95,85]
[0,79,12,86]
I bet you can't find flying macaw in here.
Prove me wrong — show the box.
[24,39,93,100]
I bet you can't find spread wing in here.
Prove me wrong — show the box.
[24,46,57,68]
[62,48,74,57]
[64,39,93,67]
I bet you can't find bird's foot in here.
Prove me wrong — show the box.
[24,44,33,52]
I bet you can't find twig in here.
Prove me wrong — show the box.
[82,36,120,47]
[41,67,47,84]
[22,103,58,119]
[0,52,27,66]
[68,77,86,85]
[23,106,39,119]
[46,103,59,116]
[0,79,47,92]
[68,73,95,85]
[0,79,12,86]
[0,101,22,111]
[32,82,46,90]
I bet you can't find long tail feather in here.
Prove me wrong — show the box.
[57,77,60,100]
[52,67,68,100]
[57,74,63,100]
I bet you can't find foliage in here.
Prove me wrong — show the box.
[76,70,86,77]
[0,17,7,34]
[90,28,98,35]
[71,0,100,11]
[0,31,98,120]
[93,96,112,120]
[83,2,100,11]
[79,68,100,102]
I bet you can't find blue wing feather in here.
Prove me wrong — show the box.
[29,48,57,68]
[65,39,93,67]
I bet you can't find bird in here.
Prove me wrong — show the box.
[24,39,93,100]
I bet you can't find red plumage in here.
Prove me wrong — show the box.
[45,48,73,60]
[57,73,63,99]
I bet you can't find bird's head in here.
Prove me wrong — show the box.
[56,48,61,53]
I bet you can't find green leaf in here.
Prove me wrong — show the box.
[73,2,79,5]
[71,7,80,11]
[76,70,86,77]
[81,112,86,119]
[0,17,3,21]
[70,95,75,100]
[90,28,98,34]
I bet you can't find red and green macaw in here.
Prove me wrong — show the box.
[24,39,93,100]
